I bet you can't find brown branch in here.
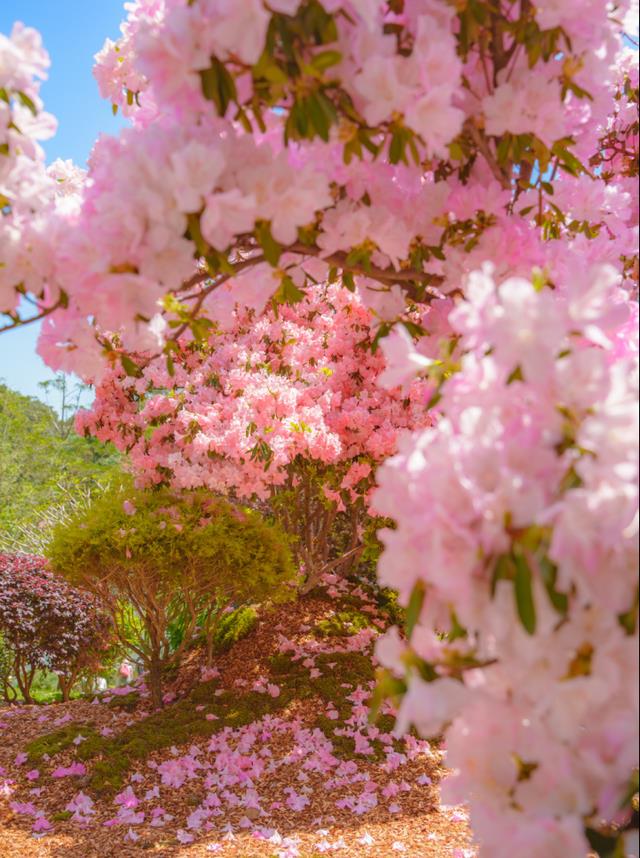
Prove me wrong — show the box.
[464,120,512,190]
[0,297,64,334]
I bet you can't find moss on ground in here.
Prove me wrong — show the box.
[25,722,101,764]
[24,673,311,795]
[106,691,139,712]
[313,608,373,638]
[51,810,73,822]
[86,682,300,794]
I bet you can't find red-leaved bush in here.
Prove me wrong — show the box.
[0,553,113,702]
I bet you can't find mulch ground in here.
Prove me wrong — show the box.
[0,589,475,858]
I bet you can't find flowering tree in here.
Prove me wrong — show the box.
[0,1,638,854]
[0,554,113,702]
[77,281,432,587]
[47,484,297,708]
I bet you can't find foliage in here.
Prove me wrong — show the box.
[210,606,258,655]
[0,553,113,702]
[0,632,16,702]
[0,383,120,547]
[47,483,297,707]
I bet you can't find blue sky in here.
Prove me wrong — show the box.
[0,1,127,403]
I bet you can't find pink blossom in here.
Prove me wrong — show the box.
[52,762,86,778]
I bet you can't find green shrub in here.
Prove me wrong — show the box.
[48,483,297,708]
[211,606,258,654]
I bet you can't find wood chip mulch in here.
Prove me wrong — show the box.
[0,591,475,858]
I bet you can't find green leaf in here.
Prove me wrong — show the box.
[491,553,514,596]
[17,90,37,116]
[252,51,288,85]
[342,271,356,292]
[539,555,569,615]
[310,49,342,71]
[186,213,209,257]
[401,320,426,339]
[405,581,425,638]
[275,274,305,304]
[507,365,524,384]
[200,57,237,116]
[496,133,512,164]
[585,827,626,858]
[514,552,536,634]
[120,355,143,378]
[448,610,467,641]
[389,130,405,165]
[306,93,331,141]
[368,669,408,723]
[552,144,587,177]
[448,141,465,161]
[234,106,253,133]
[618,586,639,635]
[255,221,282,267]
[425,389,442,410]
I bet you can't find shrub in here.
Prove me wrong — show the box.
[210,606,258,654]
[48,484,298,708]
[0,553,113,702]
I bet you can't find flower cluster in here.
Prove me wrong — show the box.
[374,263,639,857]
[78,281,431,500]
[0,25,83,321]
[1,1,636,374]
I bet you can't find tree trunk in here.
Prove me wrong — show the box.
[1,678,17,703]
[148,653,163,709]
[57,674,75,702]
[14,658,36,704]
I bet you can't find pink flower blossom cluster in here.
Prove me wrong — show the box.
[76,281,433,503]
[1,0,636,374]
[374,263,639,856]
[0,24,84,319]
